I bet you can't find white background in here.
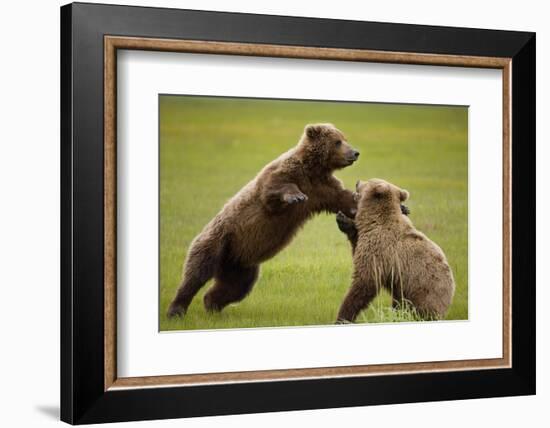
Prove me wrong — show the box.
[118,51,503,377]
[0,0,546,427]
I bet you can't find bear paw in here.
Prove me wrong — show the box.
[336,211,355,233]
[284,193,308,205]
[167,303,186,319]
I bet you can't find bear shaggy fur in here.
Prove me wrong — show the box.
[335,178,455,322]
[167,123,360,318]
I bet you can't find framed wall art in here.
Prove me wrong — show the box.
[61,2,536,424]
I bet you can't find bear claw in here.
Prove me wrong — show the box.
[167,304,186,319]
[285,193,307,204]
[336,211,355,233]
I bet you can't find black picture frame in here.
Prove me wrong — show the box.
[61,2,535,424]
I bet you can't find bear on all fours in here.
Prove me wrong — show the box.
[167,123,360,318]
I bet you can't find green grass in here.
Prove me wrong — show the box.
[358,301,427,324]
[159,95,468,331]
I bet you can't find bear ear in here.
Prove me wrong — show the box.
[356,180,366,192]
[305,124,321,139]
[399,189,409,202]
[372,182,390,199]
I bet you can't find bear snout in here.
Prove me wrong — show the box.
[344,150,360,164]
[346,150,359,160]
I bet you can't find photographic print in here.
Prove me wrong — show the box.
[159,95,468,331]
[62,6,534,422]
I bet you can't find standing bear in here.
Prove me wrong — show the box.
[335,178,455,322]
[167,123,360,318]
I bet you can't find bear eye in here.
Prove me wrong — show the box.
[335,140,342,147]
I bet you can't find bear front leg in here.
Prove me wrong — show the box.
[336,211,358,254]
[282,189,308,205]
[262,182,308,212]
[334,188,357,218]
[321,177,357,218]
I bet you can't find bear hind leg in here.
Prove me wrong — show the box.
[167,239,220,318]
[408,294,447,320]
[203,264,259,312]
[336,278,378,323]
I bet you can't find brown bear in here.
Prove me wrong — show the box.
[335,178,455,323]
[167,123,360,318]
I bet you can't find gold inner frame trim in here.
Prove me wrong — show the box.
[104,35,512,391]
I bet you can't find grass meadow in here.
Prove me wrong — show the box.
[159,95,468,331]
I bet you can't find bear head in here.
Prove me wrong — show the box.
[355,178,409,221]
[298,123,360,172]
